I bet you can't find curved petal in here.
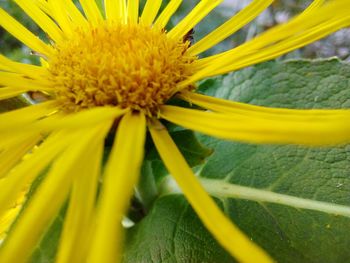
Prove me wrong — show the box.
[140,0,162,25]
[56,123,111,263]
[79,0,103,25]
[0,54,47,77]
[160,105,350,146]
[167,0,223,40]
[0,125,108,263]
[0,133,42,179]
[88,112,146,263]
[48,0,75,37]
[154,0,182,29]
[0,72,52,92]
[180,0,350,86]
[179,91,350,119]
[0,8,53,57]
[0,101,57,133]
[188,0,274,56]
[149,121,274,263]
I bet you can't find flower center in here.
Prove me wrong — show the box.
[48,23,197,115]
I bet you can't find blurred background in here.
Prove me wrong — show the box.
[1,0,350,63]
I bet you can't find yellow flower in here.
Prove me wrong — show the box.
[1,0,350,262]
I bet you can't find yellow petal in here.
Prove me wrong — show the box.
[56,122,111,263]
[22,107,127,133]
[57,0,88,26]
[14,0,64,43]
[149,120,274,263]
[181,0,350,86]
[33,0,53,17]
[0,101,57,132]
[140,0,162,25]
[160,105,350,146]
[0,188,28,241]
[88,112,146,263]
[127,0,139,23]
[0,134,41,179]
[0,72,52,91]
[0,106,126,136]
[154,0,182,29]
[0,88,30,101]
[0,126,107,263]
[188,0,274,56]
[179,91,350,120]
[0,131,73,224]
[0,8,53,56]
[167,0,223,40]
[302,0,325,14]
[79,0,103,25]
[48,0,74,37]
[0,54,47,77]
[105,0,127,22]
[212,16,350,76]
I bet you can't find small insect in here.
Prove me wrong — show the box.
[183,28,195,46]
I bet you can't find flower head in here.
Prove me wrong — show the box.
[1,0,350,262]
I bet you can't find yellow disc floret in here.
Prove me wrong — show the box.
[48,23,196,115]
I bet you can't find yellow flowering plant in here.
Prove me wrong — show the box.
[1,0,350,262]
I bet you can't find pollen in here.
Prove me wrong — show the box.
[48,23,197,115]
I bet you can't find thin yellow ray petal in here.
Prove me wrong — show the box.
[179,91,350,119]
[167,0,223,40]
[149,121,274,263]
[154,0,182,29]
[0,127,104,263]
[88,112,146,263]
[33,0,54,17]
[25,107,127,133]
[196,0,333,69]
[0,8,53,56]
[0,188,28,241]
[0,134,41,179]
[188,0,274,56]
[0,131,74,222]
[0,107,125,138]
[63,0,89,26]
[160,105,350,146]
[79,0,103,25]
[211,16,350,76]
[14,0,64,43]
[105,0,127,22]
[0,88,30,100]
[0,101,57,132]
[303,0,325,15]
[184,0,350,84]
[48,0,74,37]
[0,72,52,91]
[140,0,162,25]
[56,123,111,263]
[0,131,39,151]
[0,54,47,77]
[127,0,139,23]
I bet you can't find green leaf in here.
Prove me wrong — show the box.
[197,59,350,263]
[124,195,235,263]
[126,59,350,263]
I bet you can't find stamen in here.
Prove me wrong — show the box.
[48,22,197,116]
